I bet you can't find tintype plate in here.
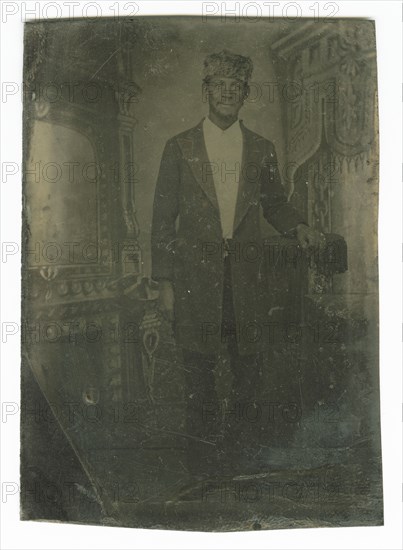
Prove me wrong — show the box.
[21,16,383,531]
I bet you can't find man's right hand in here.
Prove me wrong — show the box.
[158,279,175,322]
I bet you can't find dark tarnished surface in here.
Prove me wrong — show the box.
[21,17,382,531]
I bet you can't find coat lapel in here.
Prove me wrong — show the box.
[176,118,262,233]
[176,119,220,212]
[233,121,261,234]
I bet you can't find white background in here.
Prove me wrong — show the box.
[1,1,402,548]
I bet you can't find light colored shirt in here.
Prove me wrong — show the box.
[203,116,243,239]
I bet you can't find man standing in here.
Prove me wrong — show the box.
[151,50,323,477]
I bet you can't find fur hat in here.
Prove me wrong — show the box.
[203,50,253,83]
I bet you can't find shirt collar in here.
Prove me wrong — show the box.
[203,116,242,138]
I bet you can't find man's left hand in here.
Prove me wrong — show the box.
[296,223,326,250]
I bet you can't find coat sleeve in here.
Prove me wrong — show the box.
[260,141,307,234]
[151,138,180,281]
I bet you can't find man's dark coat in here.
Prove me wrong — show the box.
[151,118,305,354]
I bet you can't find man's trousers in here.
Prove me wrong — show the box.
[181,250,263,475]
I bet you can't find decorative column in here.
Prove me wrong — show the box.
[272,20,377,296]
[269,22,379,446]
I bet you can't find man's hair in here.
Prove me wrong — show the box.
[203,49,253,84]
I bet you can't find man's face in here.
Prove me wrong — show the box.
[204,76,248,120]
